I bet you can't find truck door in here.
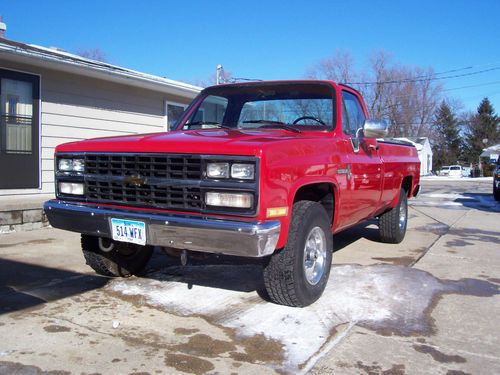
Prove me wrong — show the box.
[339,90,383,227]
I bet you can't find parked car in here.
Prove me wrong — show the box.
[44,80,421,307]
[494,156,500,201]
[439,165,462,177]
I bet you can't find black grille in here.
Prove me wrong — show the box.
[85,154,202,179]
[84,154,203,211]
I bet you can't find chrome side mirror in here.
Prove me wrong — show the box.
[363,119,389,138]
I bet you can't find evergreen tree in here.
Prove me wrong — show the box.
[431,101,461,170]
[463,98,500,163]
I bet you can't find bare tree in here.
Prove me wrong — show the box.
[306,49,358,84]
[306,50,443,139]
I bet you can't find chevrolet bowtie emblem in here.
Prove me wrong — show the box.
[124,174,145,187]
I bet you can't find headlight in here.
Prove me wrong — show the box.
[231,164,255,180]
[58,158,85,172]
[207,163,229,178]
[59,182,84,195]
[206,192,253,208]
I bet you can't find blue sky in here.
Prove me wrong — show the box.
[2,0,500,113]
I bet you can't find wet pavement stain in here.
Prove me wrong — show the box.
[355,361,406,375]
[415,223,449,236]
[413,344,466,363]
[445,370,471,375]
[446,228,500,246]
[164,352,215,375]
[169,334,236,358]
[43,325,71,333]
[0,361,71,375]
[173,327,200,336]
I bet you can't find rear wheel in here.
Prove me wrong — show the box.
[494,182,500,201]
[81,234,153,277]
[379,189,408,243]
[263,201,333,307]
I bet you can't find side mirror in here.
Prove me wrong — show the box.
[363,119,389,138]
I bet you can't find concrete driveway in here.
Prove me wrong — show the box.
[0,178,499,374]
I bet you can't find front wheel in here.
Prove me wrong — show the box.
[379,189,408,243]
[494,183,500,201]
[263,201,333,307]
[81,234,153,277]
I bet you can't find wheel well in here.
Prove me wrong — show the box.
[401,176,413,197]
[293,183,334,224]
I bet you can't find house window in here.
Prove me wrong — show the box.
[166,102,187,131]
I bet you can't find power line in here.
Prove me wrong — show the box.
[443,80,500,92]
[344,66,500,86]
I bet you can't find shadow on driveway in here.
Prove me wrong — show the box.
[0,258,108,315]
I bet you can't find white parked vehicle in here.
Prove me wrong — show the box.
[438,165,462,177]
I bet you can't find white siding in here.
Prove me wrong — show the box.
[0,61,196,196]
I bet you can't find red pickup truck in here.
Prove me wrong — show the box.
[45,80,420,307]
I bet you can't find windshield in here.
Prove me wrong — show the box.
[180,82,335,131]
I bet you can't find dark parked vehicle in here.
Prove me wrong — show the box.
[494,156,500,201]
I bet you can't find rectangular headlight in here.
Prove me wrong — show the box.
[206,192,253,208]
[231,164,255,180]
[58,158,73,171]
[58,158,85,172]
[59,182,84,195]
[72,159,85,172]
[207,163,230,178]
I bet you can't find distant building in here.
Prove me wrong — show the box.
[0,37,201,197]
[395,137,433,176]
[480,144,500,163]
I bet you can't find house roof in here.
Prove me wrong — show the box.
[480,143,500,157]
[0,37,201,98]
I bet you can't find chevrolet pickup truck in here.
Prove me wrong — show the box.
[44,80,420,307]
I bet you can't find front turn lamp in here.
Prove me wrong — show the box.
[59,182,84,195]
[206,192,253,208]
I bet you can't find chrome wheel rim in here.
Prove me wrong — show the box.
[399,197,407,232]
[303,226,327,285]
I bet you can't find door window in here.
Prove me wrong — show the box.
[166,103,186,131]
[1,78,33,154]
[341,91,365,137]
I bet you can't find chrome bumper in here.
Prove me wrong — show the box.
[43,200,280,257]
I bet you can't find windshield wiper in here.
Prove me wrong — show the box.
[243,120,301,133]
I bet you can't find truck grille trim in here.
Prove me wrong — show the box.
[84,154,203,211]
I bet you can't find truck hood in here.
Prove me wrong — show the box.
[56,128,319,155]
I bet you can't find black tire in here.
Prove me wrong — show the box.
[262,201,333,307]
[494,184,500,201]
[81,234,153,277]
[379,189,408,244]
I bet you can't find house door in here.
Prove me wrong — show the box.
[0,69,40,189]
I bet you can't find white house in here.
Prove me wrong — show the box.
[395,137,433,176]
[0,37,201,197]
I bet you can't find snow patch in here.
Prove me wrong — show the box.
[109,264,446,370]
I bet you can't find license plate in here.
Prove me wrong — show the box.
[111,218,146,246]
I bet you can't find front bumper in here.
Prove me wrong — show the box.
[44,200,280,257]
